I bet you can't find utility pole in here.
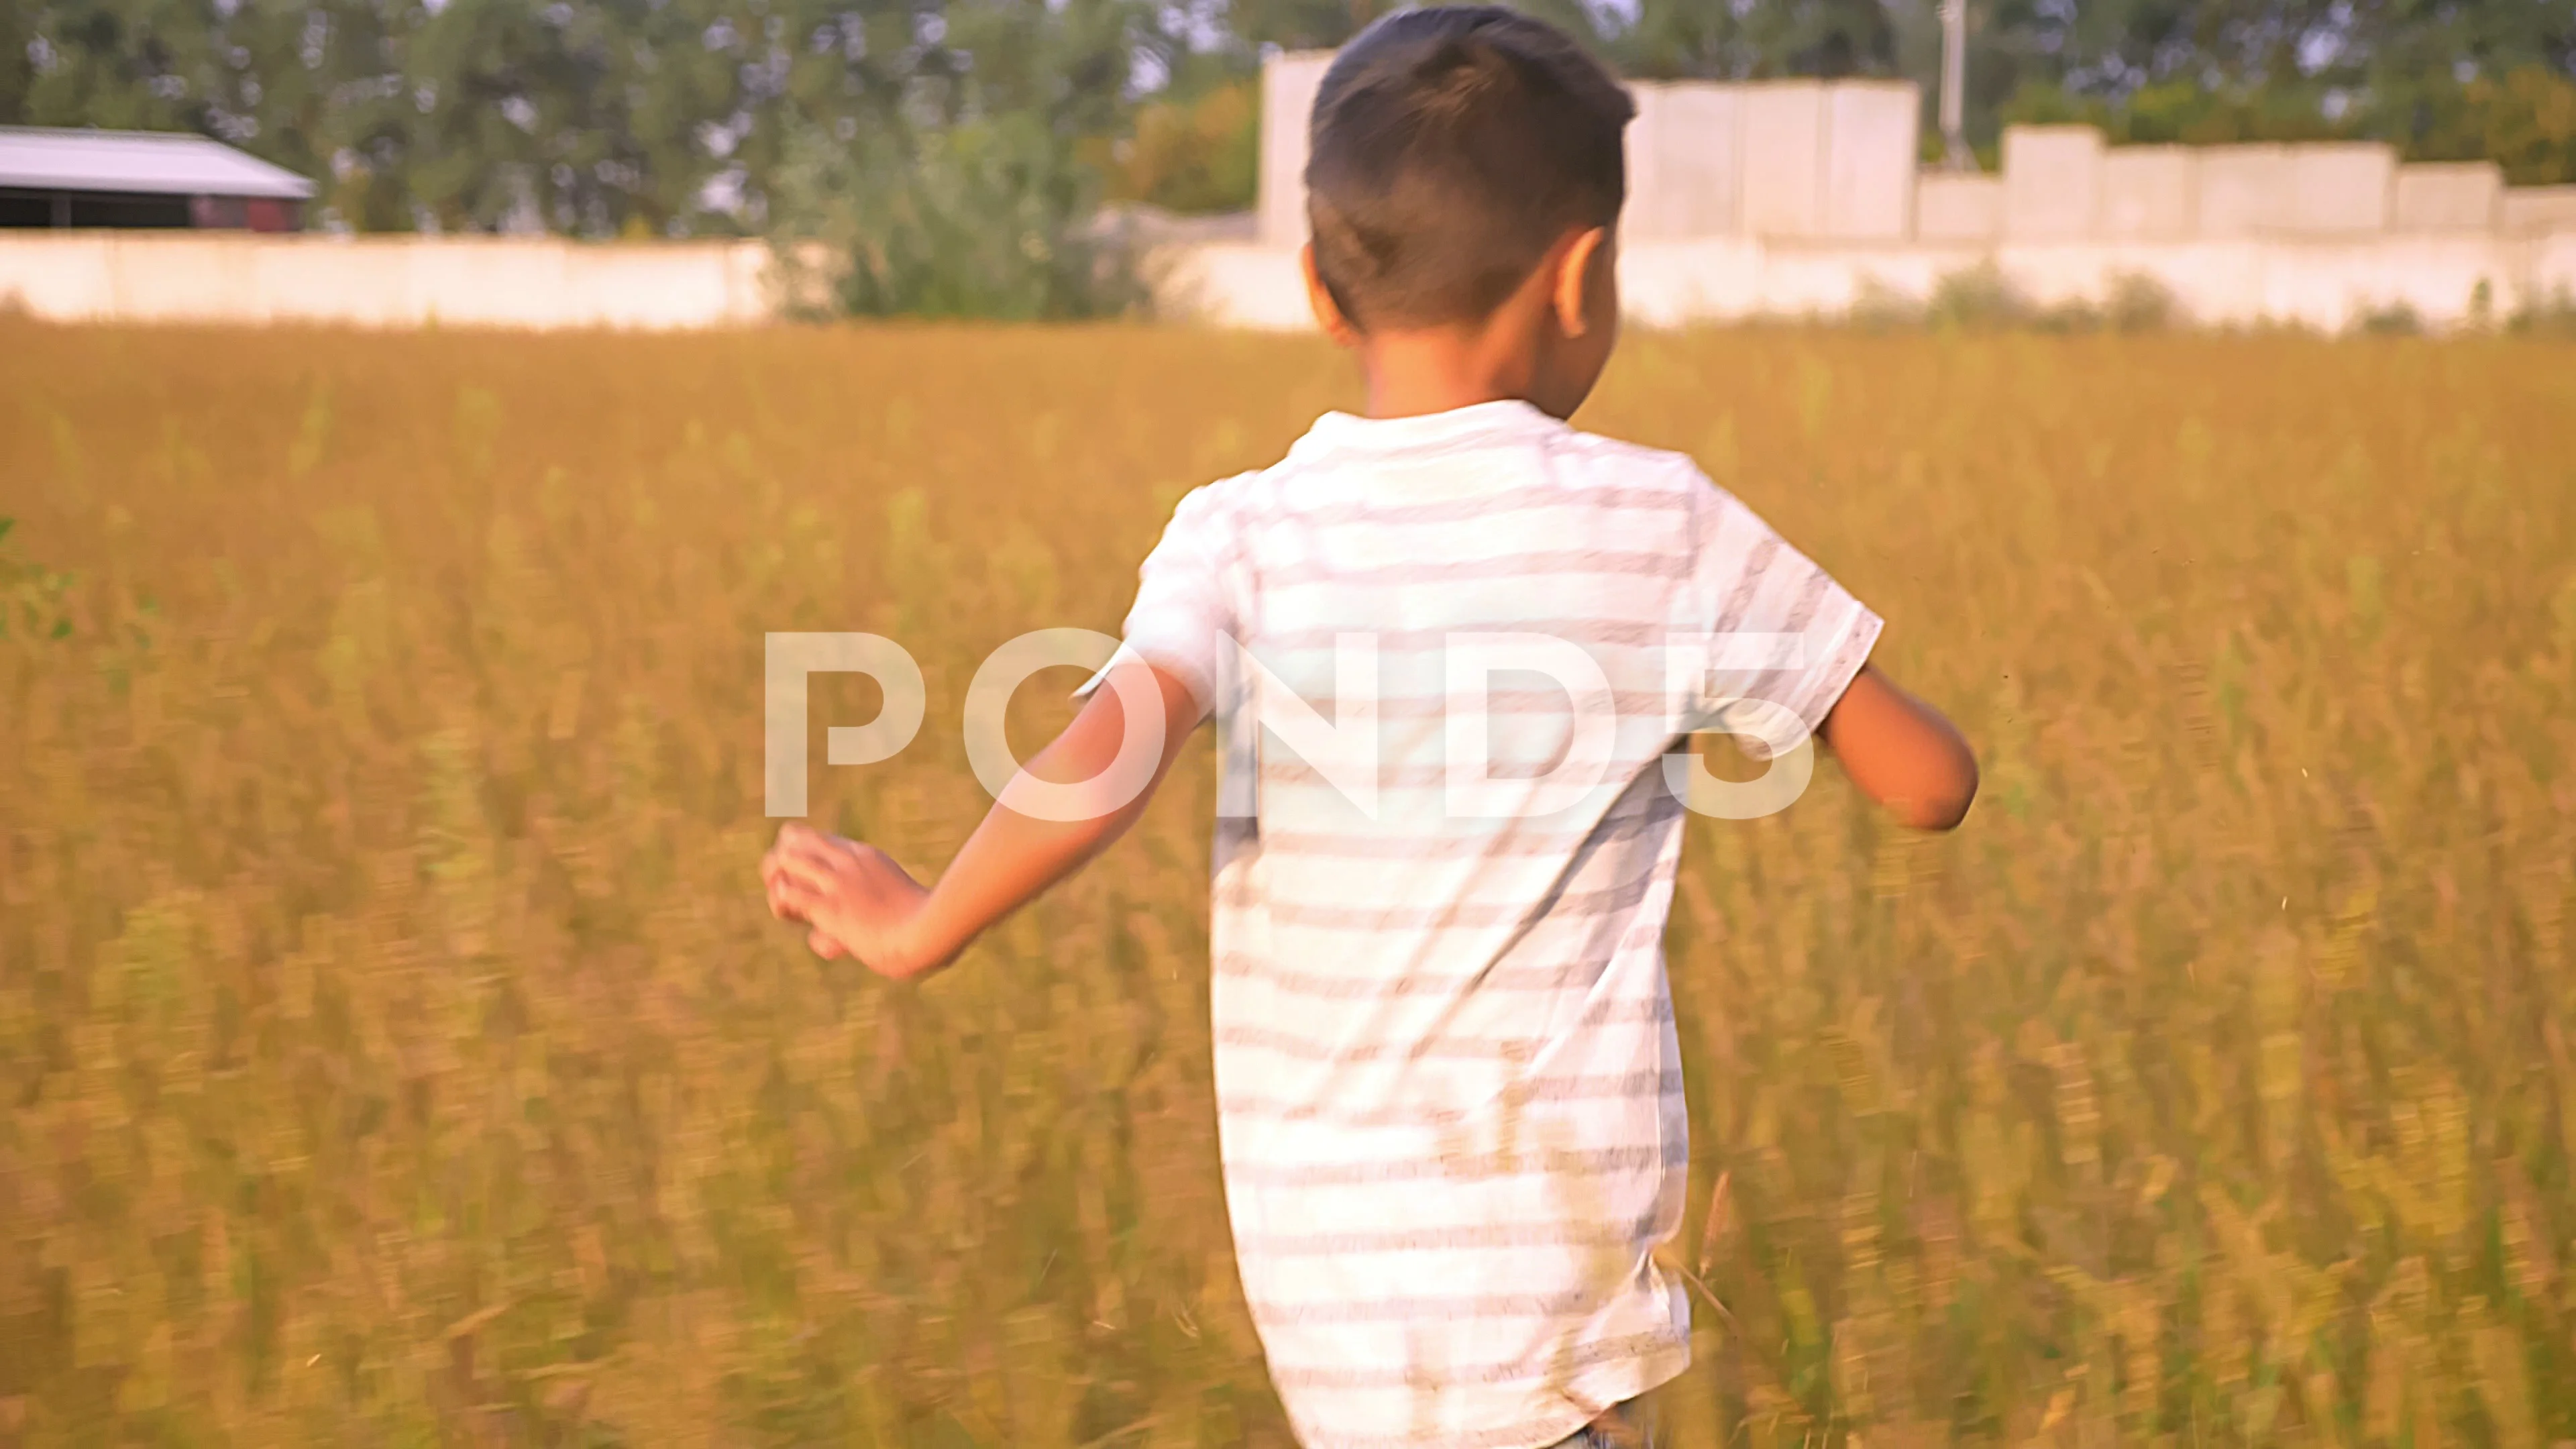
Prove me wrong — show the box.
[1939,0,1972,169]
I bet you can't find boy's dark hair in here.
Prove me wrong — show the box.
[1305,5,1633,330]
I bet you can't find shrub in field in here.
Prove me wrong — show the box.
[3,322,2575,1446]
[1912,264,2179,335]
[1845,277,1927,333]
[2509,286,2576,338]
[1093,80,1261,217]
[2355,301,2428,336]
[1923,261,2026,331]
[771,119,1147,321]
[2100,270,2182,333]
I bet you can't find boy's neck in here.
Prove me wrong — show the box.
[1356,325,1558,421]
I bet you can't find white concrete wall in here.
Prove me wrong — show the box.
[2286,143,2396,233]
[1154,229,2571,334]
[1148,242,1316,329]
[1629,83,1744,239]
[1915,173,2002,243]
[1631,233,2548,331]
[2504,186,2576,236]
[2099,148,2198,239]
[2196,145,2291,238]
[1635,78,1917,242]
[11,227,2569,335]
[2539,227,2576,300]
[1739,83,1828,238]
[2002,127,2104,240]
[8,146,2571,335]
[1822,83,1918,241]
[0,231,780,327]
[2188,143,2395,237]
[1989,234,2512,327]
[1257,50,1334,250]
[2395,162,2503,231]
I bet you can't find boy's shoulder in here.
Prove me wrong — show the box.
[1220,415,1731,499]
[1546,425,1728,494]
[1155,466,1269,535]
[1152,415,1750,551]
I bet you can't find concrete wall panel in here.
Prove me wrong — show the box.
[2502,185,2576,236]
[1194,227,2558,332]
[1144,241,1312,327]
[0,233,779,328]
[402,242,571,325]
[2196,146,2290,237]
[1821,82,1919,241]
[2394,162,2503,231]
[254,240,414,324]
[1257,50,1332,249]
[1616,237,1978,326]
[1739,83,1827,239]
[1913,173,2001,243]
[1628,83,1744,239]
[2100,147,2196,239]
[2002,126,2104,241]
[2285,142,2395,233]
[89,236,254,321]
[2534,228,2576,303]
[0,233,115,315]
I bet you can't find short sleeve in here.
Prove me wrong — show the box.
[1678,485,1882,759]
[1079,481,1240,709]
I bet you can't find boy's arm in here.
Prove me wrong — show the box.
[762,659,1206,979]
[1815,664,1978,831]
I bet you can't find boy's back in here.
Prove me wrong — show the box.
[763,9,1974,1448]
[1120,400,1878,1446]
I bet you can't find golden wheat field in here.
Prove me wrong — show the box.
[2,319,2574,1448]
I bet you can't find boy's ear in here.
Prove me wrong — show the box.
[1551,227,1609,339]
[1302,244,1361,346]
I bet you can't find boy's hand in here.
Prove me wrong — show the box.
[762,823,936,978]
[756,660,1203,985]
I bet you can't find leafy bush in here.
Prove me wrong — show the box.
[2509,286,2576,339]
[771,115,1148,321]
[1996,66,2576,184]
[1092,81,1260,217]
[2355,301,2427,337]
[1901,264,2178,335]
[1923,261,2028,331]
[1844,276,1927,332]
[2102,270,2182,333]
[2398,65,2576,186]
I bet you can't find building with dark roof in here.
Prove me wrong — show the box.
[0,126,314,230]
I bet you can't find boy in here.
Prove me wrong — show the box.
[762,8,1978,1446]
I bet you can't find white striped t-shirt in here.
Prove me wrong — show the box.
[1108,400,1880,1449]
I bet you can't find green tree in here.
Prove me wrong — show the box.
[1618,0,1903,80]
[765,0,1154,315]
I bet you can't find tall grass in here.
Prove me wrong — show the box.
[1,322,2572,1447]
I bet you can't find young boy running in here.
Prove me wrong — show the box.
[763,9,1978,1446]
